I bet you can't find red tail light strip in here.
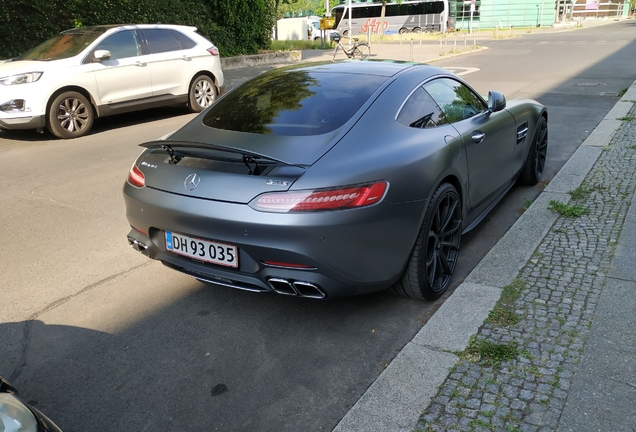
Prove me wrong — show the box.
[249,181,388,213]
[127,165,145,188]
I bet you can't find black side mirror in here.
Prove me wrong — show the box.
[487,90,506,113]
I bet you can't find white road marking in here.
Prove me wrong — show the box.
[445,67,480,76]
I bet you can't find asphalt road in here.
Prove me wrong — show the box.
[1,21,635,432]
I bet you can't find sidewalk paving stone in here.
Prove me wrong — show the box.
[412,100,636,432]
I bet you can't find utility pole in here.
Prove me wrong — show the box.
[348,0,352,49]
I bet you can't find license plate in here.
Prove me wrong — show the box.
[165,231,238,268]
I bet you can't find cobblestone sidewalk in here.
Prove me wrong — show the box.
[414,104,636,432]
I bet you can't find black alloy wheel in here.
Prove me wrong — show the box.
[391,183,462,300]
[47,91,94,139]
[520,116,548,185]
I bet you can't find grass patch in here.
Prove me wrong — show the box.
[522,198,533,210]
[469,419,494,430]
[548,200,589,217]
[502,279,524,303]
[568,184,596,200]
[520,349,534,360]
[485,279,524,326]
[268,40,326,51]
[617,116,636,122]
[485,304,520,326]
[617,87,628,97]
[462,337,519,366]
[629,144,636,150]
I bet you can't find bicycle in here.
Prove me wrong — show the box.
[331,32,371,60]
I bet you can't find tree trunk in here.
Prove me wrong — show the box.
[379,3,386,43]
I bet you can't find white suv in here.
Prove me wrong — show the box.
[0,24,224,139]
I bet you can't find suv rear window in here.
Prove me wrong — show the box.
[202,69,386,136]
[142,29,182,53]
[170,30,196,49]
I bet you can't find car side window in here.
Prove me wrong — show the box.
[170,30,197,49]
[397,87,447,128]
[142,29,183,54]
[94,30,141,60]
[423,78,487,124]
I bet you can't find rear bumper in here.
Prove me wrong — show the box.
[123,183,426,299]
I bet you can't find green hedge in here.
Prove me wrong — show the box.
[0,0,276,59]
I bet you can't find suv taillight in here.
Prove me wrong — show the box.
[248,181,388,213]
[127,165,145,188]
[207,46,219,56]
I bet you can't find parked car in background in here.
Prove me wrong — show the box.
[0,24,224,139]
[0,376,63,431]
[123,61,548,301]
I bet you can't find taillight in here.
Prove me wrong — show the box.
[249,181,388,213]
[207,46,219,56]
[127,164,145,188]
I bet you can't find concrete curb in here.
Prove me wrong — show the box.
[221,50,301,70]
[333,69,636,431]
[423,46,489,64]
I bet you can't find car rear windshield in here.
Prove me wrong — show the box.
[15,28,107,61]
[202,68,387,136]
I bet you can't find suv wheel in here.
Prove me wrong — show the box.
[189,75,217,112]
[47,91,94,139]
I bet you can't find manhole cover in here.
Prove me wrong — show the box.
[571,82,605,87]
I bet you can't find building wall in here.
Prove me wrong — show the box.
[569,0,630,18]
[453,0,557,29]
[453,0,628,29]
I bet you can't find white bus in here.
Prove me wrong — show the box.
[330,0,451,36]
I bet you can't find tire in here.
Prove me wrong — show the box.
[352,44,371,59]
[46,91,94,139]
[520,116,548,185]
[398,27,409,34]
[390,183,462,301]
[342,30,349,37]
[413,27,423,34]
[189,75,217,113]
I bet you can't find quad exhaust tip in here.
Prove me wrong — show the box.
[267,278,326,299]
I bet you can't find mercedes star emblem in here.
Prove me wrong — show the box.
[184,173,201,191]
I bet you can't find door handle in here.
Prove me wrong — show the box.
[182,56,192,61]
[472,131,485,144]
[135,61,147,67]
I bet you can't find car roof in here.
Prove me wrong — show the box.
[288,60,447,79]
[60,24,197,35]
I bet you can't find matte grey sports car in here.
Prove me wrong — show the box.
[123,61,547,301]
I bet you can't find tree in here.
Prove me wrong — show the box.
[378,0,402,41]
[276,0,323,18]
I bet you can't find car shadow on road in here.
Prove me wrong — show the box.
[0,276,446,432]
